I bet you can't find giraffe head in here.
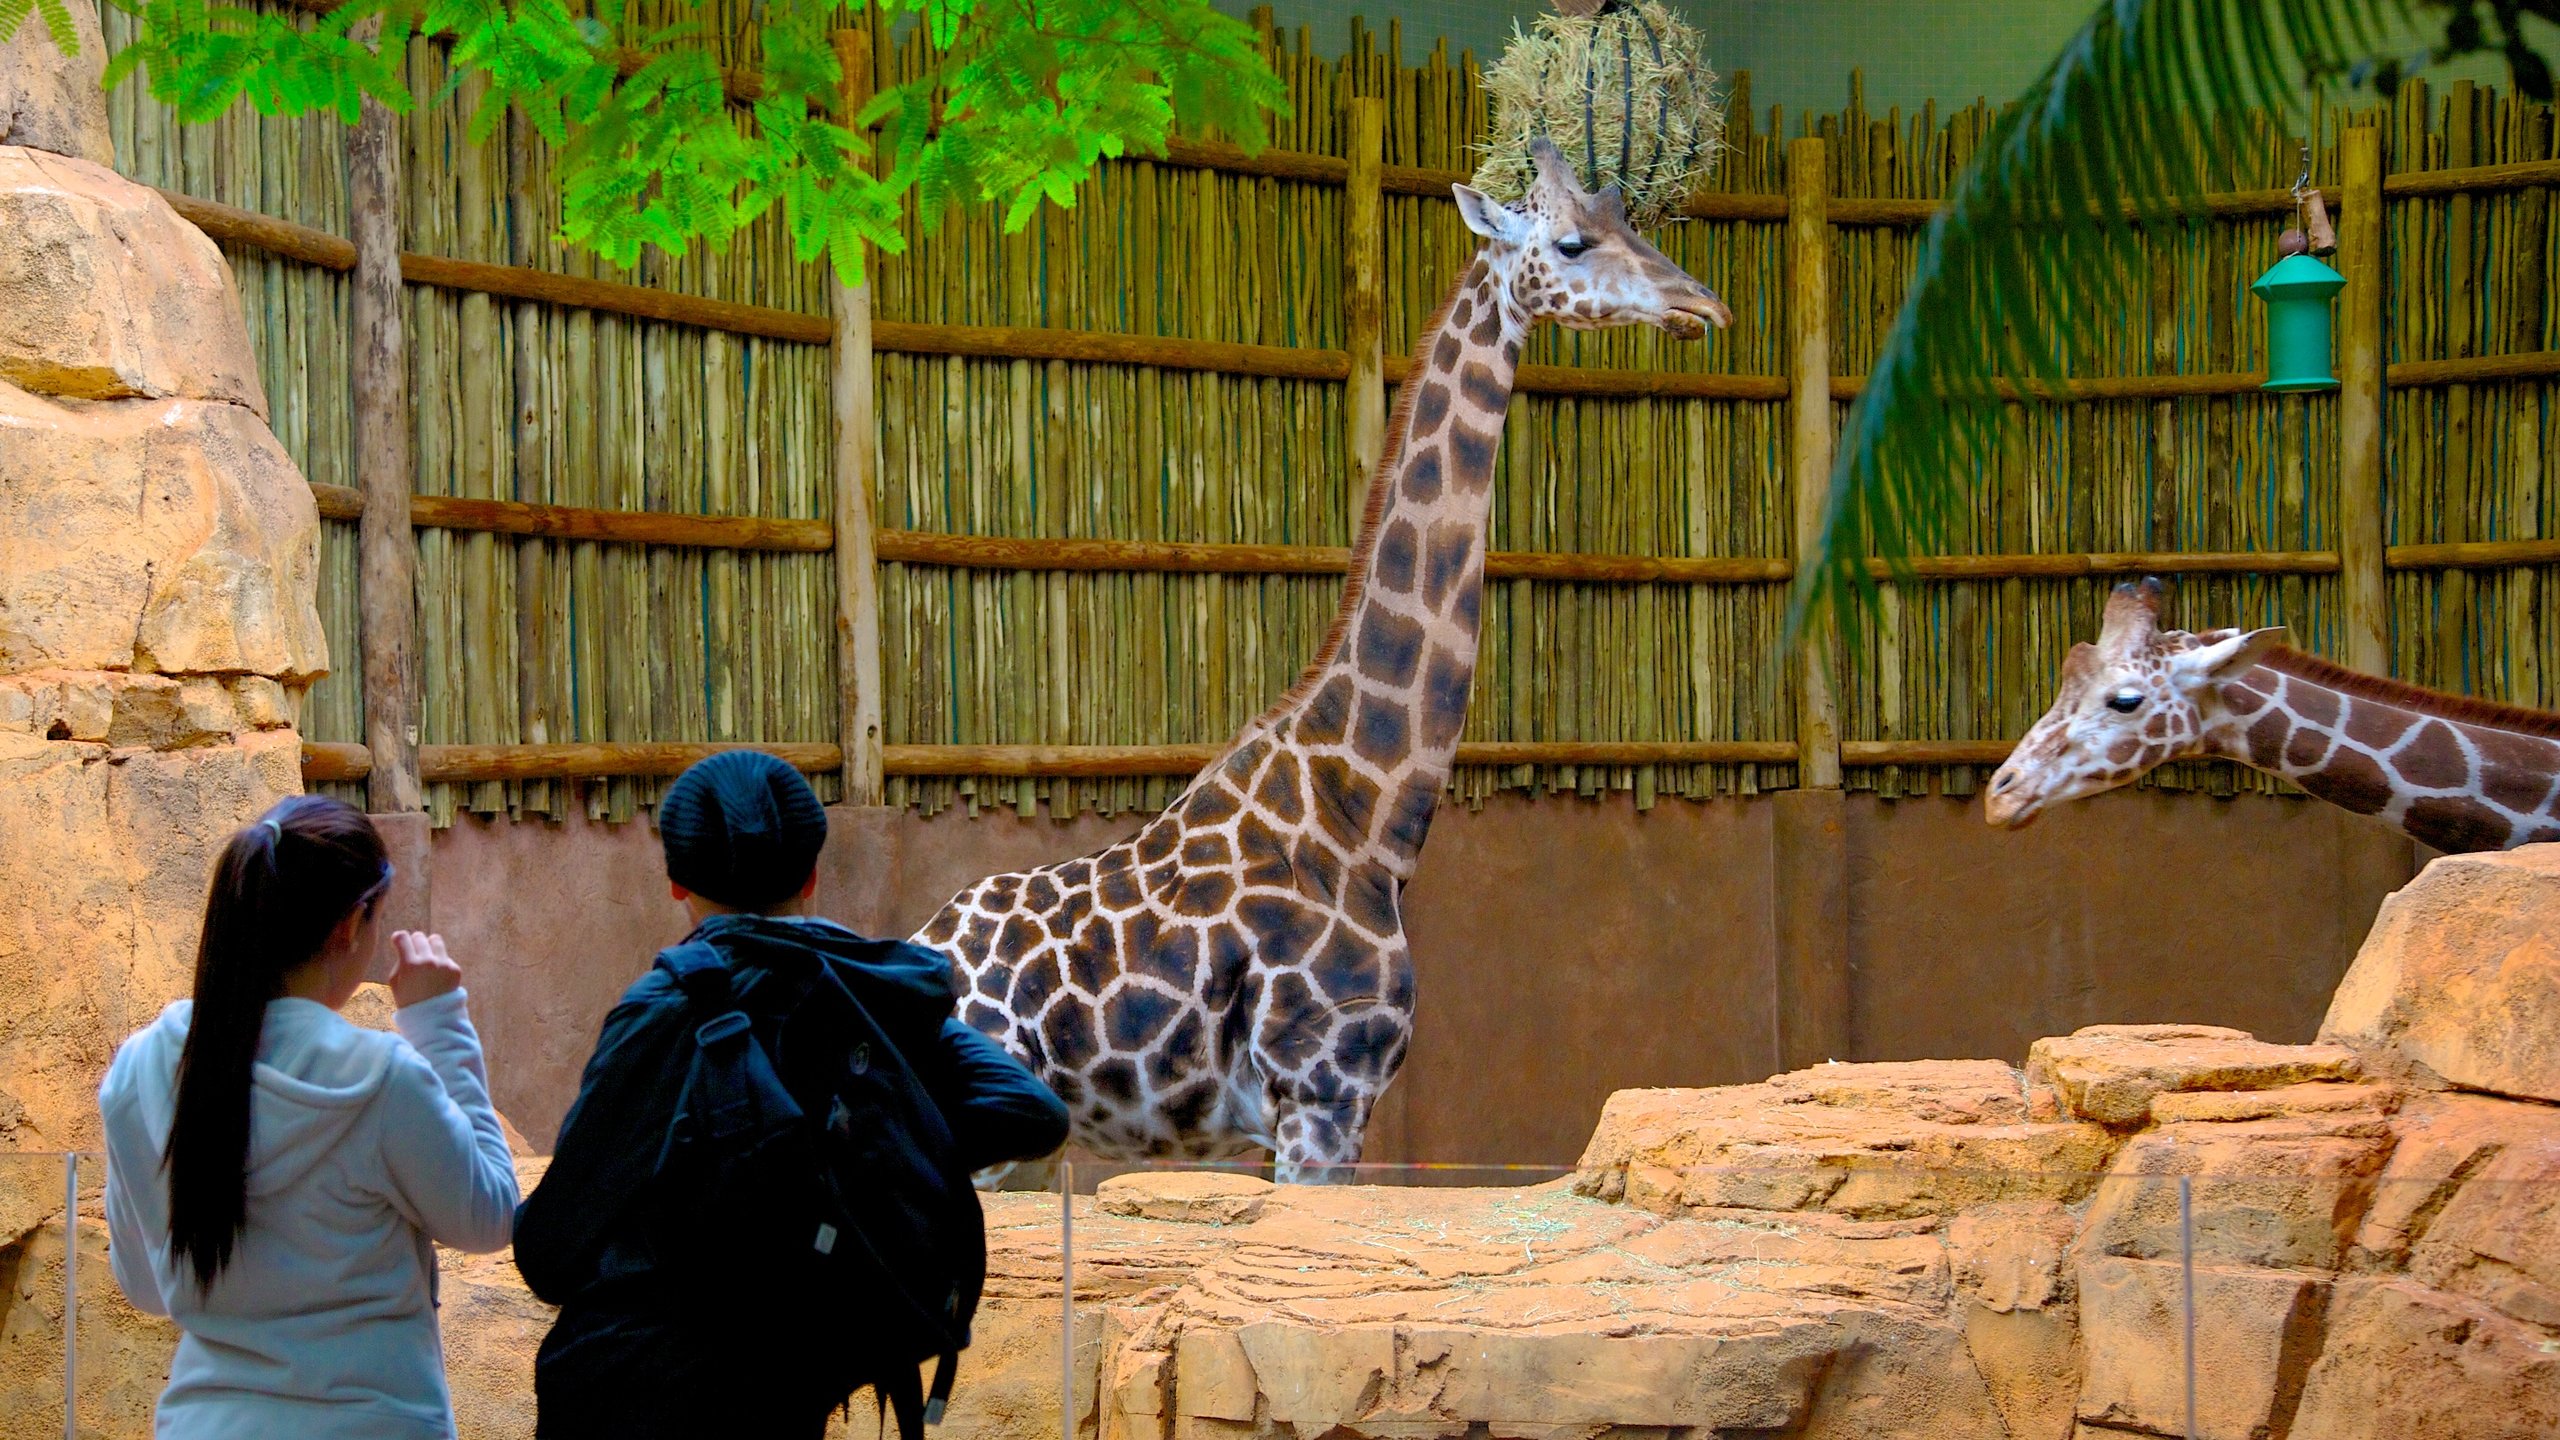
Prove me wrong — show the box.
[1984,578,2288,829]
[1451,138,1732,337]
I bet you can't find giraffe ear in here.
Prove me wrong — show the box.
[1453,184,1528,243]
[2173,625,2289,686]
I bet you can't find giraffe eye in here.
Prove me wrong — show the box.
[1555,234,1591,259]
[2105,688,2144,714]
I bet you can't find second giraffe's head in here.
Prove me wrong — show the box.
[1984,578,2288,830]
[1451,139,1731,338]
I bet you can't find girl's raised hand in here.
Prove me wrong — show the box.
[387,931,463,1008]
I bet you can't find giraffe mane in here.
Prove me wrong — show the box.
[1237,262,1477,737]
[2258,646,2560,740]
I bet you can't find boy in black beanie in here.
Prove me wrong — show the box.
[513,752,1067,1440]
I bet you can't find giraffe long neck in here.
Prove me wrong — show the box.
[1274,255,1525,879]
[2201,650,2560,853]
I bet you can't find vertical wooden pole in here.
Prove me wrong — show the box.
[1774,135,1851,1075]
[2338,127,2389,678]
[508,106,554,815]
[1787,137,1842,788]
[351,91,421,813]
[2148,244,2180,552]
[1344,96,1387,514]
[2506,109,2551,706]
[832,28,885,806]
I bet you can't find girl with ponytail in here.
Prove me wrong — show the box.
[99,795,518,1440]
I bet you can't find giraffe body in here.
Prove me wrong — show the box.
[911,143,1729,1180]
[1990,579,2560,853]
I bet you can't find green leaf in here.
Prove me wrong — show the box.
[1790,0,2513,652]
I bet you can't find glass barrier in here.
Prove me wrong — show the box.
[21,1148,2553,1440]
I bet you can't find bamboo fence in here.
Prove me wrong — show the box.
[94,4,2560,824]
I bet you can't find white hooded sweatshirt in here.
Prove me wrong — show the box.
[98,990,518,1440]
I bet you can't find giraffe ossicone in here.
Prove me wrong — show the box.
[1990,577,2560,854]
[911,138,1730,1183]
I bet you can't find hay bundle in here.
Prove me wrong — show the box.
[1470,0,1723,230]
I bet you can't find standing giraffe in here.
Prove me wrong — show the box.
[911,141,1731,1180]
[1987,577,2560,852]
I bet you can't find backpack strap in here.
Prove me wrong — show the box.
[655,940,734,1013]
[654,940,801,1141]
[882,1362,926,1440]
[925,1350,957,1426]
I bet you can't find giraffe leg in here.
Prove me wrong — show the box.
[1271,1098,1368,1185]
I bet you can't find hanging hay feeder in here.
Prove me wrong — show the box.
[1470,0,1725,231]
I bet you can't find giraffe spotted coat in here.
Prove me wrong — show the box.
[911,143,1732,1180]
[1990,577,2560,852]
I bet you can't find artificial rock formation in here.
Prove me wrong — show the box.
[0,0,321,1249]
[10,849,2560,1438]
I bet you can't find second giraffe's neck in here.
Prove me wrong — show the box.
[2199,649,2560,853]
[1285,255,1526,875]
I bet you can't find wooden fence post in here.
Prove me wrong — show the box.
[1788,138,1844,788]
[832,27,886,806]
[2339,126,2390,677]
[1344,96,1387,512]
[2509,108,2551,706]
[351,91,421,814]
[1774,135,1851,1074]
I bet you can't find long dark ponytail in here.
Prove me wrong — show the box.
[165,795,390,1289]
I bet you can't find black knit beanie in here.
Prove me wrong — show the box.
[658,751,828,910]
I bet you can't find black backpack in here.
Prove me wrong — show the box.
[650,940,986,1439]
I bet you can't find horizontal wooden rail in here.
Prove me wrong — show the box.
[305,737,2044,783]
[300,741,843,784]
[1843,739,2016,766]
[168,189,2560,402]
[1888,549,2339,579]
[2386,351,2560,387]
[309,486,832,552]
[316,495,2560,582]
[876,319,1347,380]
[912,737,2007,774]
[871,529,1792,583]
[2386,538,2560,570]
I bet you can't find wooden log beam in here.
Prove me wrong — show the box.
[1788,138,1843,789]
[398,252,833,343]
[2386,350,2560,387]
[2388,539,2560,570]
[1344,98,1388,516]
[871,529,1794,583]
[311,483,365,521]
[1162,136,1352,186]
[2385,156,2560,198]
[2338,127,2391,677]
[833,28,886,807]
[301,741,373,782]
[418,742,843,782]
[1882,549,2340,579]
[297,736,2246,783]
[159,188,356,269]
[350,91,421,815]
[410,494,833,552]
[1843,739,2016,766]
[873,319,1346,379]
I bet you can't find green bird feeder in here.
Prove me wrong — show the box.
[2251,252,2347,392]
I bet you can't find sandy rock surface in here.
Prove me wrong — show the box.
[0,0,109,165]
[2324,844,2560,1104]
[0,148,267,411]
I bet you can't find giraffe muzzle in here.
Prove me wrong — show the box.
[1982,766,2041,829]
[1661,289,1732,338]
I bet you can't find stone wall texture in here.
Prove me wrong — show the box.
[0,0,321,1160]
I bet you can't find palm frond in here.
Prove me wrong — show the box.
[1793,0,2430,646]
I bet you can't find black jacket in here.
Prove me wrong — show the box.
[512,914,1067,1436]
